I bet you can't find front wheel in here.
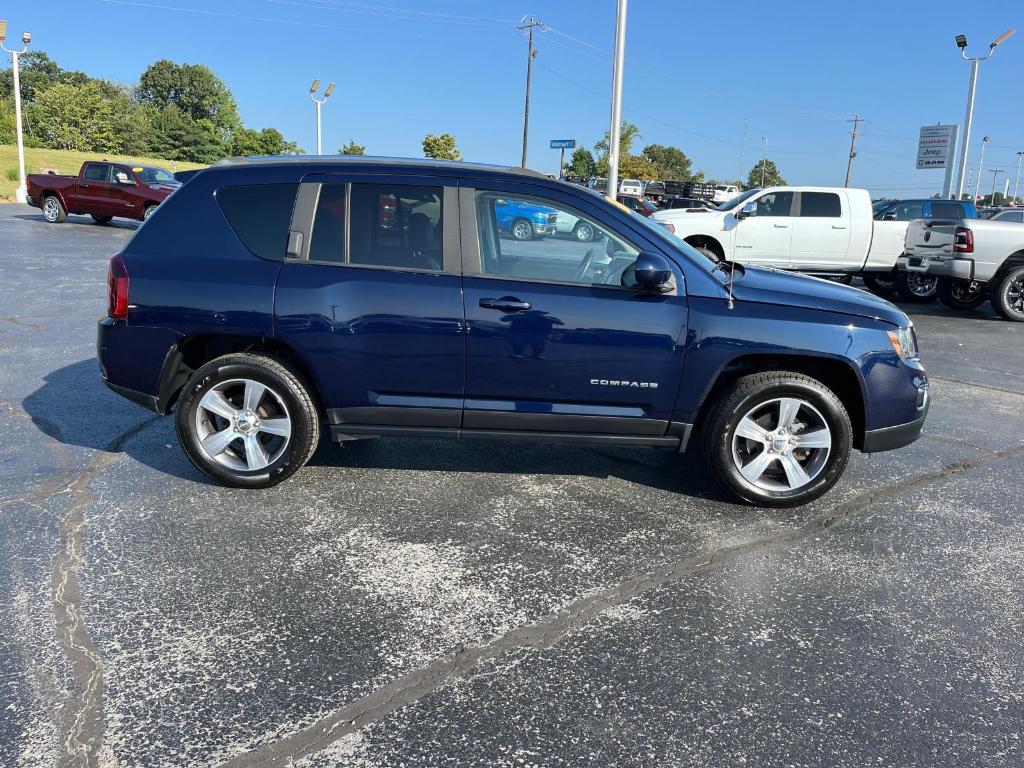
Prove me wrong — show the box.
[142,204,158,221]
[895,271,938,302]
[703,372,852,507]
[175,353,320,488]
[937,278,987,310]
[511,218,533,241]
[990,265,1024,321]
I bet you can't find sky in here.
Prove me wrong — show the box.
[5,0,1024,198]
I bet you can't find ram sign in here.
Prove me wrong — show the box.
[916,125,958,170]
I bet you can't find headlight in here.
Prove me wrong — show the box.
[887,325,919,359]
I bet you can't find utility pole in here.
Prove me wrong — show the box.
[989,168,1004,204]
[760,136,767,186]
[844,115,864,187]
[0,20,32,204]
[1013,151,1024,204]
[519,16,544,168]
[605,0,628,200]
[974,135,990,202]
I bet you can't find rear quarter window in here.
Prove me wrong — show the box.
[929,202,965,218]
[216,184,298,261]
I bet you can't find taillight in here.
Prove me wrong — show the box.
[107,254,129,319]
[953,226,973,254]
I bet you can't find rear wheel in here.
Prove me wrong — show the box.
[990,265,1024,321]
[91,214,113,225]
[42,195,66,223]
[895,270,938,302]
[862,272,896,296]
[937,278,987,310]
[175,353,320,488]
[511,218,533,241]
[572,221,595,242]
[703,372,852,508]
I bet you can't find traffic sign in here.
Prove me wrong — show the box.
[550,139,576,149]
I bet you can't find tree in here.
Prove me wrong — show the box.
[338,138,366,155]
[138,60,240,137]
[28,81,118,152]
[642,144,693,180]
[566,147,596,178]
[746,159,786,189]
[231,126,302,157]
[594,121,642,158]
[422,132,462,161]
[148,106,225,163]
[0,99,15,145]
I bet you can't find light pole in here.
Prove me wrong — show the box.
[605,0,628,201]
[974,135,989,202]
[309,79,335,155]
[760,136,767,186]
[1013,151,1024,204]
[989,168,1004,205]
[952,29,1015,200]
[0,20,32,204]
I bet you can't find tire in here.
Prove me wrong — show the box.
[511,218,533,241]
[42,194,66,223]
[862,272,896,296]
[895,270,938,302]
[989,265,1024,321]
[175,353,320,488]
[824,274,853,285]
[572,221,595,242]
[694,245,721,262]
[91,214,113,225]
[702,372,853,508]
[142,204,158,221]
[937,278,987,311]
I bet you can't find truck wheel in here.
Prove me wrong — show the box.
[572,221,595,242]
[703,372,852,508]
[91,214,113,225]
[143,204,158,221]
[990,265,1024,321]
[937,278,987,311]
[42,195,66,223]
[175,353,320,488]
[511,218,533,241]
[895,271,938,302]
[862,273,896,296]
[824,275,853,285]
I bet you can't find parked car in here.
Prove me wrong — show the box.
[981,207,1024,223]
[495,198,558,240]
[97,156,927,507]
[873,198,977,222]
[712,184,740,204]
[27,161,180,224]
[618,194,658,217]
[660,197,719,211]
[652,186,939,301]
[618,178,643,196]
[902,215,1024,319]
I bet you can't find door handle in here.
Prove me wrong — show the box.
[479,296,531,312]
[831,225,848,230]
[773,224,789,228]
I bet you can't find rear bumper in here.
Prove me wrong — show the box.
[897,254,973,280]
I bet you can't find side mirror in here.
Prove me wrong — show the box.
[115,174,136,186]
[632,251,674,292]
[736,202,757,220]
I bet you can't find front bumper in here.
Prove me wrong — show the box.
[532,223,557,236]
[897,254,974,280]
[862,382,929,453]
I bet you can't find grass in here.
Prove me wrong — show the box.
[0,145,205,201]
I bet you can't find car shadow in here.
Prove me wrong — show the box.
[24,359,734,503]
[12,212,139,230]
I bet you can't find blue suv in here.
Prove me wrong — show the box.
[98,157,928,507]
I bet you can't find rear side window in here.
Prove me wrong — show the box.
[929,202,964,218]
[217,184,298,261]
[996,210,1024,223]
[349,183,443,271]
[83,164,109,182]
[799,192,842,217]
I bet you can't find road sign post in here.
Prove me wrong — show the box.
[916,125,959,198]
[550,139,575,178]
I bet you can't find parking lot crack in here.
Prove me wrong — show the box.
[215,442,1024,768]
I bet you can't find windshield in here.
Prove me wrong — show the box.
[136,166,176,184]
[622,204,721,270]
[717,187,761,212]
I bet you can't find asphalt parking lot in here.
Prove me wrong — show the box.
[1,204,1022,768]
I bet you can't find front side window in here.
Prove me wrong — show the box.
[754,191,793,217]
[111,166,134,185]
[879,201,923,221]
[475,191,640,288]
[83,164,109,182]
[217,184,298,261]
[799,192,842,218]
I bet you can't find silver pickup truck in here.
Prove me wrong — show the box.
[901,217,1024,321]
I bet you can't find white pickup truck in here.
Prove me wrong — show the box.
[651,186,928,299]
[902,216,1024,320]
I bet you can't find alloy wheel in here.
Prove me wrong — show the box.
[906,273,937,297]
[194,378,292,472]
[43,198,60,222]
[731,397,832,492]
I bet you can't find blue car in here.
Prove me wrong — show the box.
[98,156,928,507]
[495,198,558,240]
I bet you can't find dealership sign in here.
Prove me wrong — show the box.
[916,125,958,169]
[550,139,576,149]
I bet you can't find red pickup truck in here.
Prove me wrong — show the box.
[27,161,181,224]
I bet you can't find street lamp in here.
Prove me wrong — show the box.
[974,135,990,202]
[309,79,335,155]
[0,20,32,204]
[760,136,767,186]
[989,168,1004,205]
[952,28,1015,200]
[1013,151,1024,205]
